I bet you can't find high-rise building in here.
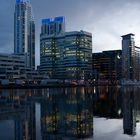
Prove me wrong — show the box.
[63,31,92,80]
[122,34,140,81]
[41,17,65,36]
[40,17,92,80]
[14,0,35,69]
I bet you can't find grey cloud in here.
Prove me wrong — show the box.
[1,0,140,65]
[0,0,14,53]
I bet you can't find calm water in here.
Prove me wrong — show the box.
[0,86,140,140]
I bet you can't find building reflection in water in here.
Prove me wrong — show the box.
[0,87,93,140]
[93,85,140,137]
[122,86,140,136]
[40,87,93,140]
[93,86,122,118]
[0,89,36,140]
[1,86,140,139]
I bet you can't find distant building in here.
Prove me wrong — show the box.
[40,17,92,80]
[122,34,140,81]
[14,0,35,69]
[92,50,122,83]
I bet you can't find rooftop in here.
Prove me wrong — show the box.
[16,0,30,4]
[42,16,65,25]
[121,33,135,38]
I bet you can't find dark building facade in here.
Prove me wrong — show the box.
[92,50,122,84]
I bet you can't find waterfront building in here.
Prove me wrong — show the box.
[0,53,43,83]
[14,0,35,69]
[122,34,140,81]
[40,17,92,80]
[63,31,92,80]
[0,53,26,79]
[92,50,122,84]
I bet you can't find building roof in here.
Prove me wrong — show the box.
[16,0,30,3]
[92,49,122,55]
[121,33,135,38]
[42,16,65,25]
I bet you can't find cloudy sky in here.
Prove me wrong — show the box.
[1,0,140,65]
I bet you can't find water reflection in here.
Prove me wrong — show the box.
[40,88,93,139]
[93,86,122,118]
[0,87,93,140]
[122,86,140,136]
[0,89,36,140]
[93,86,140,139]
[1,86,140,139]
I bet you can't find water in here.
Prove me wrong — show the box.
[0,86,140,140]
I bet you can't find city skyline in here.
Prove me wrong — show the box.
[1,0,140,65]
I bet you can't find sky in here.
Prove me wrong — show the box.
[1,0,140,65]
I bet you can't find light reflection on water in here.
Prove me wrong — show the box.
[0,86,140,139]
[0,87,93,140]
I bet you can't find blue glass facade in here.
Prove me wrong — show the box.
[16,0,30,4]
[41,16,65,36]
[42,16,64,24]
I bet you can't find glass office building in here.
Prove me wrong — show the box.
[63,31,92,80]
[14,0,35,69]
[40,17,92,80]
[92,50,122,84]
[122,34,140,81]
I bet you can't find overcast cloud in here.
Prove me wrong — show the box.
[0,0,140,65]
